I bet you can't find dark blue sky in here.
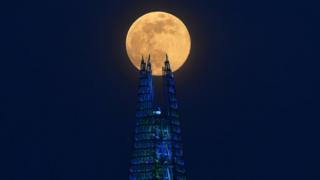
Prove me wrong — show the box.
[2,0,319,179]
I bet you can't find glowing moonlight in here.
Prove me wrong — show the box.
[126,11,191,76]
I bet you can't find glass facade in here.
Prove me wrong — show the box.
[129,56,187,180]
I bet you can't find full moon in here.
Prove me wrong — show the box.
[126,11,191,76]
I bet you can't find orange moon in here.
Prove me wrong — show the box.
[126,11,191,76]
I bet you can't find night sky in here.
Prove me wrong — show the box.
[2,0,319,179]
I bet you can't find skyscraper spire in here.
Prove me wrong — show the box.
[148,54,151,62]
[162,55,185,179]
[163,53,171,72]
[147,54,152,73]
[130,55,187,180]
[137,55,153,117]
[165,53,169,63]
[140,55,146,71]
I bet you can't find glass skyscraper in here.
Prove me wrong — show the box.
[129,55,187,180]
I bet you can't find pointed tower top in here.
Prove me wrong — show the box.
[141,55,145,64]
[163,53,172,73]
[146,54,152,73]
[140,55,146,71]
[147,54,151,64]
[165,53,169,62]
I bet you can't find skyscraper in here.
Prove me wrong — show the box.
[129,55,187,180]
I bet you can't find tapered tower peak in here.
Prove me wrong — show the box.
[163,54,172,72]
[147,54,151,62]
[165,53,169,63]
[140,55,146,71]
[146,54,152,73]
[130,54,186,179]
